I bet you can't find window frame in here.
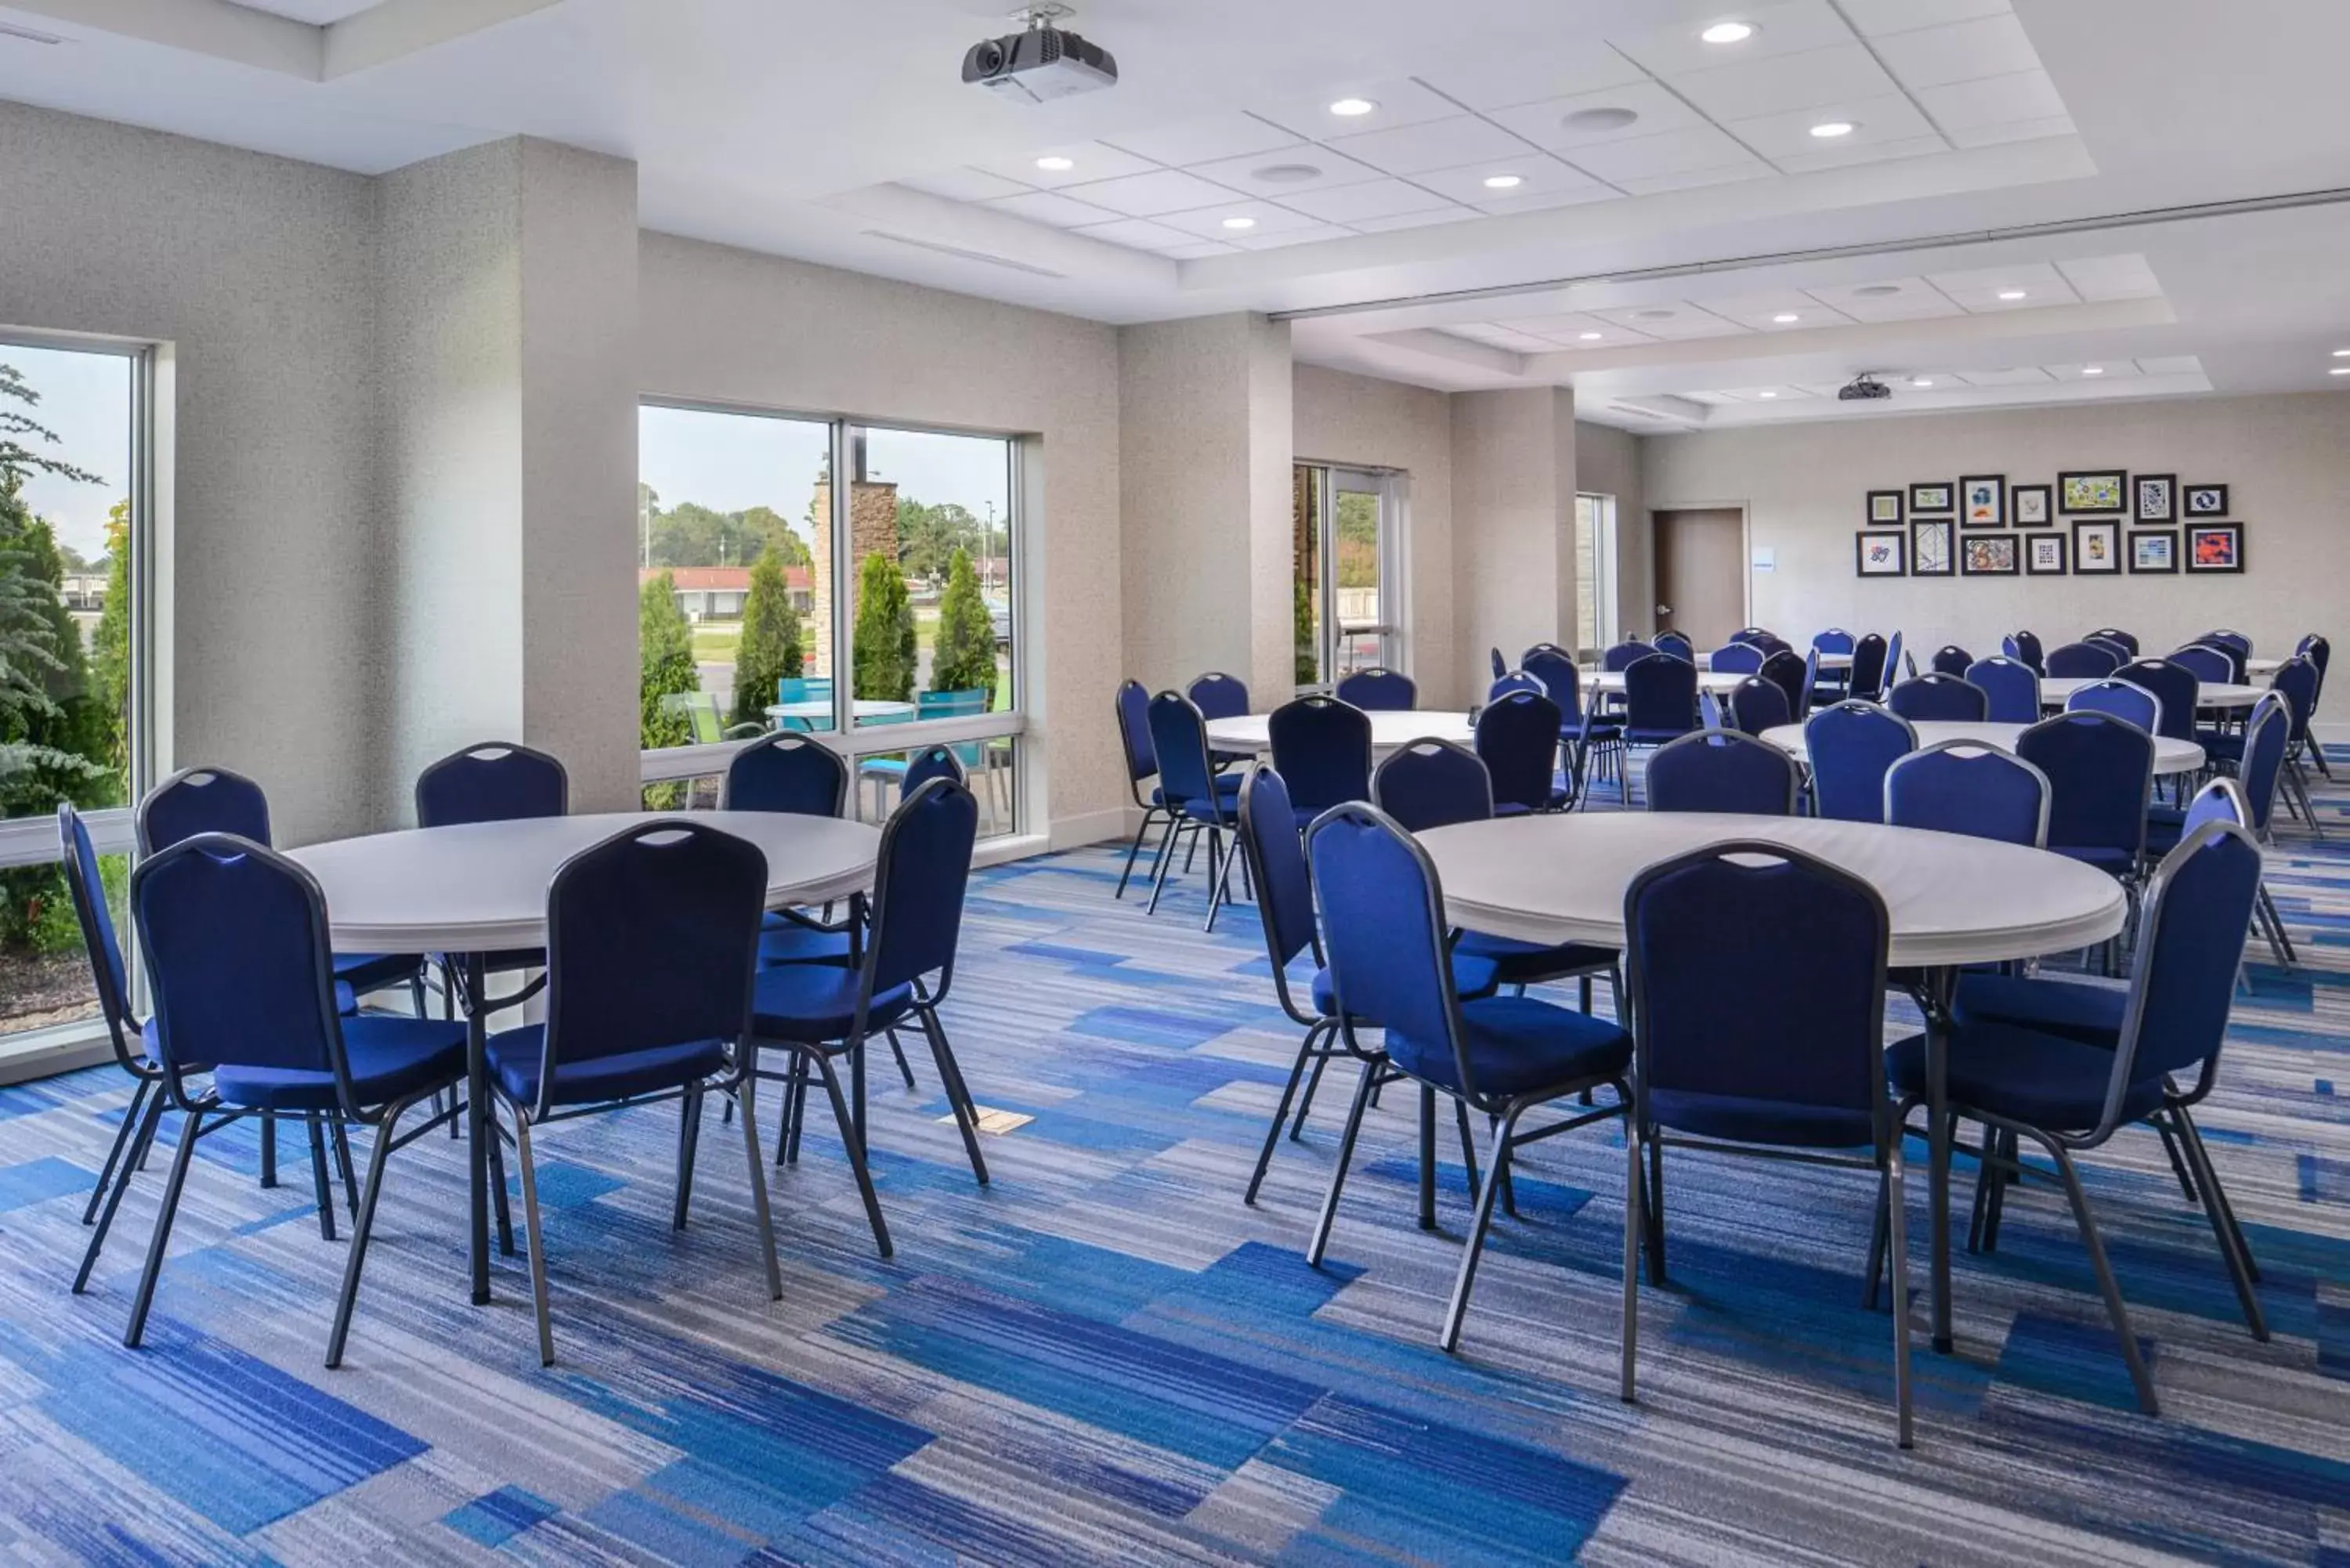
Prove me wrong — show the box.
[1575,490,1619,656]
[1294,461,1406,688]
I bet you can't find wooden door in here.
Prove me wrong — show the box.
[1652,508,1746,649]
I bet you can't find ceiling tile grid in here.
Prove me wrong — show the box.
[888,0,2073,257]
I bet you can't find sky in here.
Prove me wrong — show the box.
[3,343,132,563]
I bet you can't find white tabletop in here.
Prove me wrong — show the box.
[766,699,920,722]
[2039,677,2264,710]
[1697,649,1851,670]
[1582,668,1752,696]
[1205,710,1476,757]
[1759,720,2206,776]
[291,811,882,953]
[1419,813,2128,970]
[2245,656,2283,677]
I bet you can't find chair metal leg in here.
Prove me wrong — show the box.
[78,1086,168,1293]
[331,1120,360,1219]
[2166,1108,2265,1335]
[809,1050,892,1259]
[259,1108,277,1187]
[1452,1097,1482,1205]
[1643,1131,1666,1284]
[1203,829,1231,934]
[2172,1106,2258,1283]
[1142,818,1182,916]
[1864,1169,1889,1310]
[2258,885,2298,968]
[788,1054,813,1165]
[306,1115,338,1242]
[1417,1086,1438,1231]
[2151,1116,2199,1206]
[673,1087,703,1230]
[736,1063,784,1302]
[1620,1114,1642,1404]
[1887,1141,1915,1449]
[884,1028,916,1089]
[84,1078,152,1226]
[486,1119,514,1256]
[2046,1136,2157,1414]
[1289,1053,1329,1141]
[1115,812,1157,898]
[1981,1128,2019,1253]
[1183,826,1201,874]
[1306,1063,1379,1268]
[327,1097,417,1368]
[916,1007,989,1185]
[1440,1105,1523,1353]
[1246,1022,1325,1206]
[510,1107,555,1367]
[124,1110,206,1348]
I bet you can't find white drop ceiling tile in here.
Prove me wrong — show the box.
[1681,390,1735,405]
[1611,0,1859,78]
[1952,366,2054,386]
[1871,13,2040,89]
[1728,92,1936,157]
[1160,240,1242,259]
[1252,78,1462,140]
[1493,312,1651,345]
[1411,155,1607,203]
[1719,385,1817,401]
[1893,371,1961,388]
[1802,277,1964,320]
[1947,114,2075,148]
[1611,162,1778,196]
[1278,178,1458,223]
[1700,290,1856,329]
[982,190,1123,229]
[896,168,1033,202]
[1591,304,1752,340]
[1669,44,1899,122]
[1565,125,1764,182]
[1186,146,1386,197]
[1326,115,1536,176]
[1057,168,1244,217]
[2135,355,2203,377]
[1790,381,1858,397]
[971,141,1160,190]
[2047,361,2143,381]
[1069,216,1203,251]
[1483,81,1705,151]
[1915,69,2065,130]
[1473,186,1625,217]
[1154,201,1326,240]
[1419,42,1650,110]
[1345,206,1484,232]
[1101,114,1300,168]
[1838,0,2012,38]
[1772,131,1950,172]
[1928,261,2075,310]
[2057,254,2161,302]
[1227,222,1359,251]
[1445,325,1556,352]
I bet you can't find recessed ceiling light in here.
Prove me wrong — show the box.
[2082,366,2104,375]
[1855,284,1902,297]
[2330,367,2350,377]
[1562,106,1640,133]
[1810,121,1856,139]
[1911,378,1934,387]
[1482,173,1524,190]
[1329,97,1377,117]
[2333,349,2350,358]
[1034,156,1074,172]
[1700,20,1755,43]
[1757,390,1779,399]
[1220,216,1257,230]
[1997,289,2028,302]
[1253,163,1323,184]
[1772,313,1799,323]
[1578,331,1604,341]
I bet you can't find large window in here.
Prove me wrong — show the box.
[2,338,144,1053]
[1293,463,1401,686]
[1575,492,1618,656]
[637,403,1024,839]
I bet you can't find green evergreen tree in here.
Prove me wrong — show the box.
[638,570,699,752]
[90,499,132,786]
[1294,577,1318,685]
[930,547,996,706]
[730,545,804,727]
[851,551,915,703]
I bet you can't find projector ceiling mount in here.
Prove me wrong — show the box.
[964,2,1117,103]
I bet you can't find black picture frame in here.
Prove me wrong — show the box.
[1867,490,1904,525]
[1908,482,1953,514]
[2073,518,2121,573]
[1959,473,2005,528]
[2184,483,2229,517]
[2023,532,2067,575]
[2186,522,2244,573]
[1856,529,1905,577]
[1910,518,1953,576]
[2135,472,2178,524]
[2128,529,2178,574]
[1960,534,2018,576]
[2012,483,2053,526]
[2059,470,2128,515]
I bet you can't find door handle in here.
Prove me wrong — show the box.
[1655,604,1673,616]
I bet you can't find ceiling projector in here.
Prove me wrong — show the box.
[1837,374,1893,403]
[963,13,1118,104]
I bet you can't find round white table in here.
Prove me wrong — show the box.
[291,811,882,1304]
[1698,649,1851,671]
[1759,720,2206,776]
[1206,710,1475,757]
[2245,656,2283,677]
[2041,677,2264,710]
[765,698,920,726]
[1417,811,2127,1360]
[1582,668,1751,697]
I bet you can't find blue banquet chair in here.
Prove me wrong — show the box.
[1964,656,2041,723]
[1144,692,1247,927]
[1805,700,1916,822]
[1336,667,1416,711]
[1475,689,1567,815]
[1886,673,1989,724]
[1644,730,1799,816]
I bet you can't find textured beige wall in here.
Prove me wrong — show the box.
[1292,364,1459,706]
[1642,393,2350,661]
[638,233,1126,836]
[1574,420,1651,642]
[1452,387,1578,681]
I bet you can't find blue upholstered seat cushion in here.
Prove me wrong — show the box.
[486,1024,726,1107]
[757,921,855,967]
[1311,952,1500,1016]
[1152,775,1243,808]
[1646,1088,1875,1150]
[1624,726,1687,746]
[2051,844,2137,874]
[213,1017,467,1113]
[1886,1022,2163,1133]
[1453,929,1617,986]
[750,963,914,1042]
[1951,973,2125,1049]
[331,952,423,995]
[1386,995,1630,1097]
[2196,728,2245,761]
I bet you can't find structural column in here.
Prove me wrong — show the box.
[1451,387,1578,678]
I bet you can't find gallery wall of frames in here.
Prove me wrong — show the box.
[1855,471,2243,580]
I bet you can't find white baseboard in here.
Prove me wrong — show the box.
[1047,807,1134,853]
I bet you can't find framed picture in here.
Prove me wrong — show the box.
[1856,530,1905,576]
[1961,535,2018,576]
[1908,482,1953,514]
[2012,484,2052,526]
[2185,483,2229,517]
[1867,490,1904,525]
[2135,473,2178,524]
[2128,529,2178,574]
[2187,522,2243,573]
[1911,518,1954,576]
[2024,533,2068,575]
[2059,470,2127,514]
[2073,518,2120,573]
[1960,474,2005,527]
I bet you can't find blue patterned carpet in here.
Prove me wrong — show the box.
[2,763,2348,1566]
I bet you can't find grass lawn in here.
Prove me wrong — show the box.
[692,624,740,662]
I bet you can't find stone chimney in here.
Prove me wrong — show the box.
[806,478,901,677]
